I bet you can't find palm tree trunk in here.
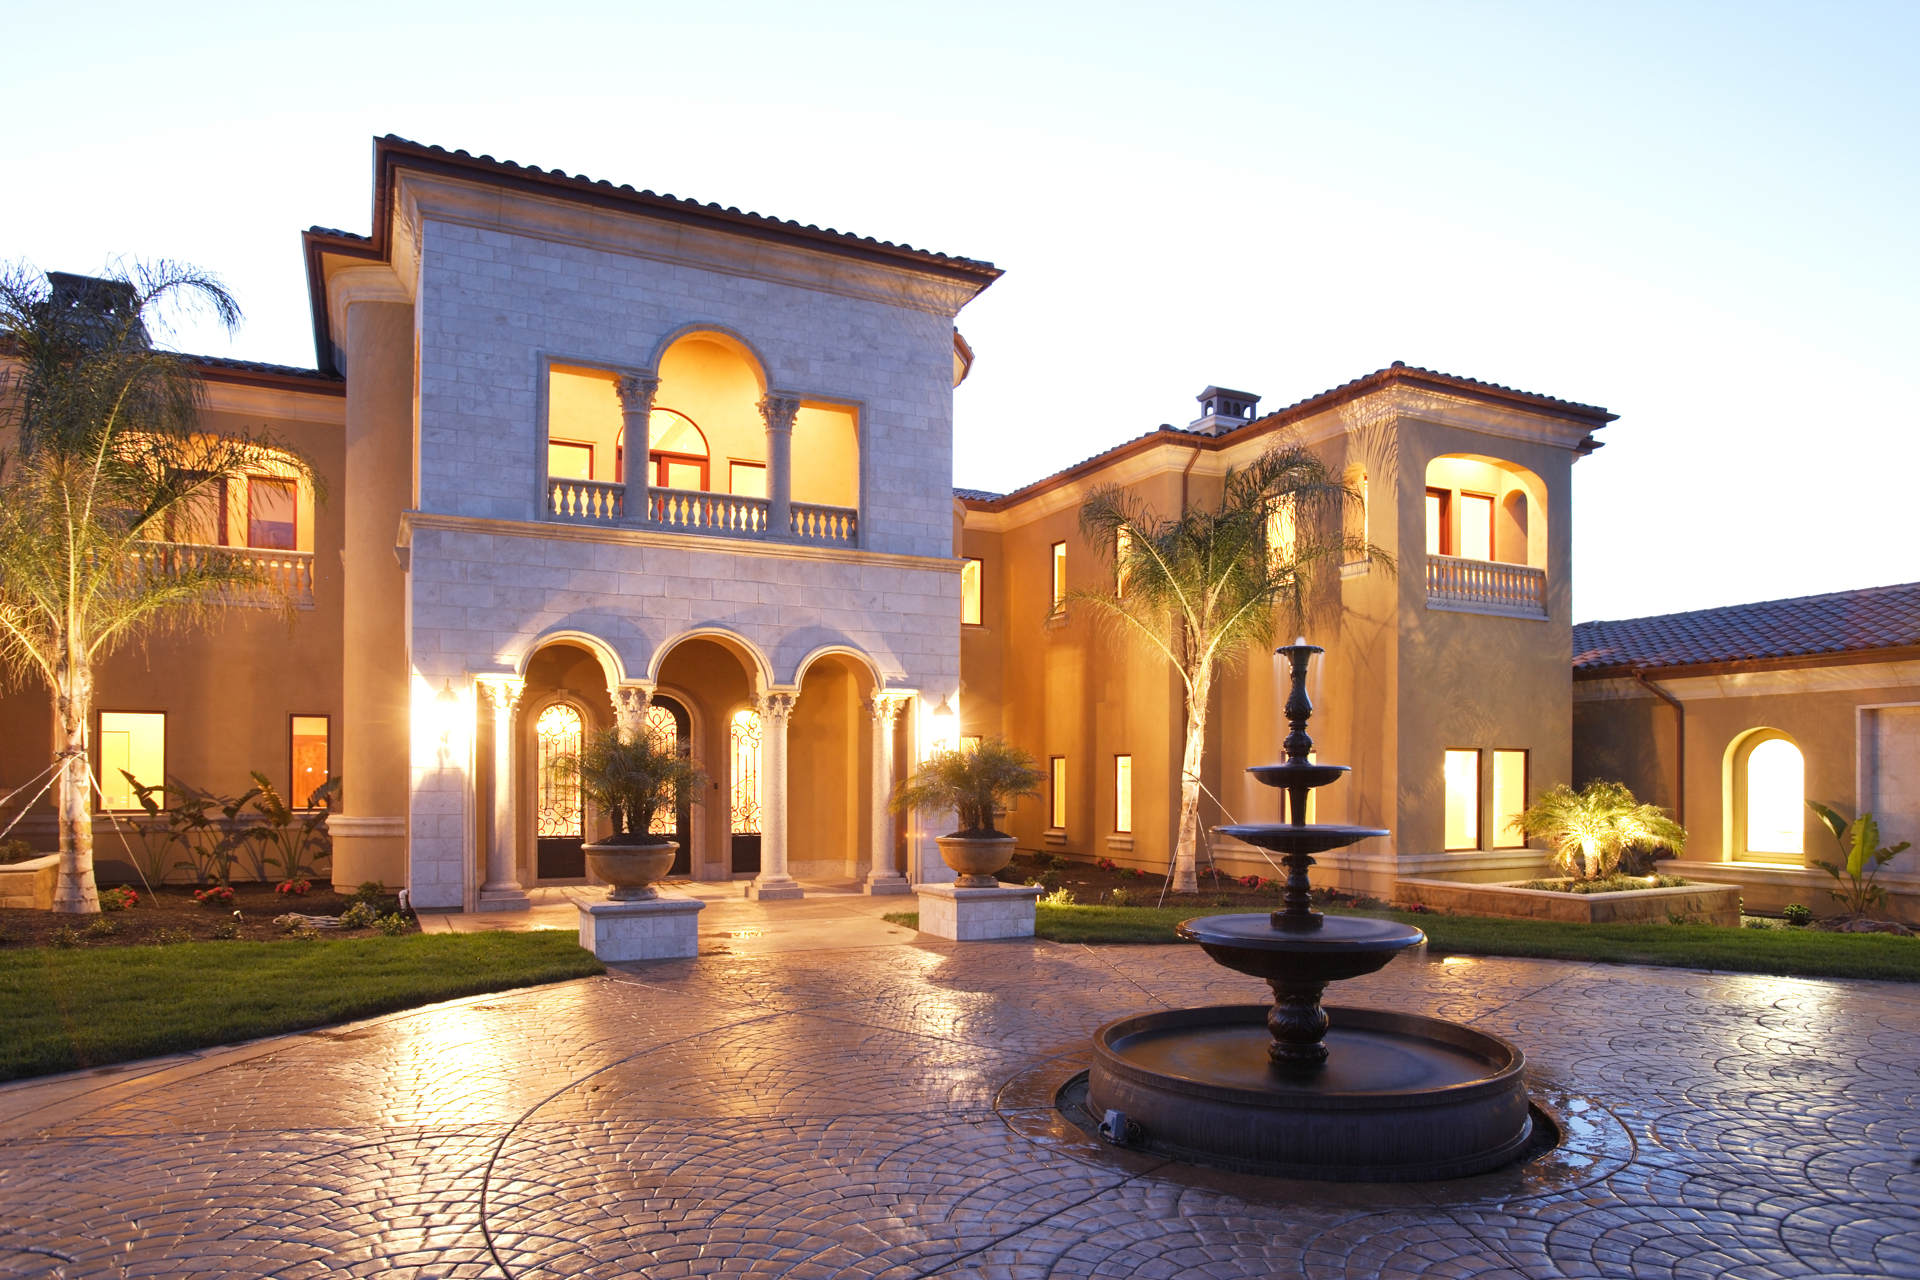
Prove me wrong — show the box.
[1171,666,1212,894]
[53,653,100,915]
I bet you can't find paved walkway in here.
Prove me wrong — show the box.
[1,924,1916,1278]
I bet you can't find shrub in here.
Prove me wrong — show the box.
[1512,780,1686,881]
[891,737,1044,838]
[1030,849,1060,870]
[211,918,241,940]
[1744,918,1772,930]
[1108,887,1132,907]
[338,901,378,929]
[275,879,312,896]
[374,912,412,936]
[1039,886,1077,907]
[1094,857,1117,872]
[1238,874,1266,889]
[191,885,234,907]
[0,838,37,865]
[351,881,388,904]
[84,916,119,938]
[1029,870,1063,893]
[52,926,80,948]
[1807,802,1910,919]
[1784,903,1813,927]
[99,886,138,911]
[149,927,191,945]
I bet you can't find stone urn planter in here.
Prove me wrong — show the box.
[936,834,1016,888]
[584,838,678,901]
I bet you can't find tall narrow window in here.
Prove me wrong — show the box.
[1745,736,1805,856]
[1424,487,1450,556]
[1459,492,1495,562]
[729,460,768,498]
[536,704,585,840]
[99,711,165,811]
[1266,495,1297,570]
[1443,748,1480,851]
[547,441,594,482]
[247,477,297,550]
[1115,527,1134,595]
[730,708,762,836]
[1344,469,1369,564]
[1491,749,1527,849]
[961,558,983,626]
[1114,755,1133,834]
[642,704,681,835]
[169,473,226,545]
[1050,756,1067,829]
[1050,542,1067,613]
[291,715,330,806]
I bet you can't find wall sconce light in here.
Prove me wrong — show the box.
[927,695,958,756]
[435,678,460,748]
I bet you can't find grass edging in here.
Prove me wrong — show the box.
[883,906,1920,983]
[0,930,604,1083]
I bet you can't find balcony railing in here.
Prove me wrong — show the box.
[545,478,859,546]
[1425,554,1546,619]
[133,544,316,608]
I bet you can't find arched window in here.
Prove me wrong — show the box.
[730,707,762,836]
[535,703,584,840]
[1730,729,1805,859]
[648,408,710,491]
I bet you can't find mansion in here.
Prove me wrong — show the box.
[2,136,1914,921]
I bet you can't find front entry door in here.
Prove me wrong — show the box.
[643,696,693,875]
[535,702,586,879]
[729,706,763,875]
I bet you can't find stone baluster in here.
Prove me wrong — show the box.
[865,692,912,894]
[749,691,804,899]
[759,393,800,539]
[478,676,530,910]
[617,374,659,526]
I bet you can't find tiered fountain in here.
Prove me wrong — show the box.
[1083,641,1535,1181]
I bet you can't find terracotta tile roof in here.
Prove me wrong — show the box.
[959,363,1614,513]
[1573,582,1920,675]
[951,486,1005,502]
[374,136,1001,279]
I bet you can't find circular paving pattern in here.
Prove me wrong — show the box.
[1,942,1917,1277]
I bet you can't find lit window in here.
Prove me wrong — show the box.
[1051,542,1067,612]
[1443,749,1480,850]
[960,735,982,752]
[247,477,297,550]
[729,460,767,498]
[1114,755,1133,834]
[1745,736,1804,856]
[1050,756,1067,829]
[730,708,762,836]
[961,558,982,626]
[291,715,330,805]
[1425,487,1450,556]
[1266,495,1297,570]
[1459,492,1494,562]
[1347,469,1368,557]
[99,712,164,811]
[169,472,226,545]
[650,408,710,491]
[547,441,594,482]
[1491,749,1527,848]
[1115,527,1133,595]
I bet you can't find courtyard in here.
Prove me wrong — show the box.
[1,898,1914,1279]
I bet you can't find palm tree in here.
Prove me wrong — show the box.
[0,262,316,913]
[1512,780,1686,881]
[1075,441,1381,893]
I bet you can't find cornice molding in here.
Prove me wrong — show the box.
[1573,658,1920,702]
[399,510,965,574]
[324,262,414,349]
[200,379,347,425]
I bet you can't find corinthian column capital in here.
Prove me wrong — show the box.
[477,675,525,718]
[757,393,801,433]
[615,374,660,415]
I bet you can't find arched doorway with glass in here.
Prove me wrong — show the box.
[517,640,619,886]
[642,694,695,875]
[534,701,588,879]
[730,705,763,875]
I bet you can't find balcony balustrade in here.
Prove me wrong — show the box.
[544,477,858,546]
[1425,554,1546,619]
[134,544,316,608]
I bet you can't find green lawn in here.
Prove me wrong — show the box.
[883,906,1920,982]
[0,931,604,1082]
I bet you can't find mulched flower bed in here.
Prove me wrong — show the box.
[0,881,412,947]
[996,852,1402,911]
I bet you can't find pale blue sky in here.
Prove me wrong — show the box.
[8,1,1915,620]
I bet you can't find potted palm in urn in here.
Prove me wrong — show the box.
[564,727,705,900]
[890,737,1045,885]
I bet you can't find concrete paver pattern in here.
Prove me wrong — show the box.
[1,937,1916,1278]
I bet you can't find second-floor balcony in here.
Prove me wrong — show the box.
[1425,554,1546,619]
[547,477,859,547]
[134,543,317,609]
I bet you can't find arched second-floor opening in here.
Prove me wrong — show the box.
[1422,453,1548,619]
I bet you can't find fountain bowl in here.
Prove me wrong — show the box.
[1177,912,1426,983]
[1087,1003,1533,1181]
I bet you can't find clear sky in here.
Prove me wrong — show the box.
[7,1,1914,621]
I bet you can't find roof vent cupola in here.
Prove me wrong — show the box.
[1189,385,1260,436]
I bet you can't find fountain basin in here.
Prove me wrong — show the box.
[1088,1004,1533,1180]
[1177,912,1426,982]
[1216,822,1390,855]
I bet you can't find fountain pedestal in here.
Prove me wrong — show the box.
[1081,641,1536,1180]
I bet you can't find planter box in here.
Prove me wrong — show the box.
[0,854,59,910]
[1397,876,1742,927]
[917,883,1042,941]
[577,894,705,961]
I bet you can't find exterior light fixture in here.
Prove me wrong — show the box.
[435,678,460,747]
[927,696,958,756]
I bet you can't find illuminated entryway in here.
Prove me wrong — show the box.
[730,707,763,875]
[534,702,586,879]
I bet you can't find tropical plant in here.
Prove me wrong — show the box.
[1074,440,1384,891]
[1807,802,1910,918]
[115,773,180,888]
[561,727,705,841]
[889,736,1044,837]
[242,771,335,884]
[1510,780,1687,881]
[0,262,316,912]
[165,780,236,885]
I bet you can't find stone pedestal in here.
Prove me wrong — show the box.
[577,895,705,962]
[917,883,1042,941]
[864,870,912,896]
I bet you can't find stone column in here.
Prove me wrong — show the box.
[613,684,652,739]
[865,692,912,894]
[477,677,529,910]
[616,374,659,526]
[759,393,800,538]
[749,692,804,900]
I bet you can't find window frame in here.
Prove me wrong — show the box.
[1049,755,1067,831]
[652,451,711,492]
[245,474,299,551]
[1113,754,1133,834]
[1050,542,1067,614]
[96,709,167,813]
[289,713,332,809]
[1489,748,1529,849]
[1733,729,1806,861]
[1424,486,1452,557]
[1458,490,1496,563]
[546,438,597,484]
[1442,747,1482,851]
[960,557,984,627]
[728,458,769,498]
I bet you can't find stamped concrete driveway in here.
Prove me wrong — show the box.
[1,935,1916,1279]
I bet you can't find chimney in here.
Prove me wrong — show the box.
[1188,385,1259,436]
[47,272,147,347]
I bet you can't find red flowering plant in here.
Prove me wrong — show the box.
[1238,874,1266,889]
[275,879,312,896]
[99,886,138,911]
[1094,857,1117,872]
[191,885,235,906]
